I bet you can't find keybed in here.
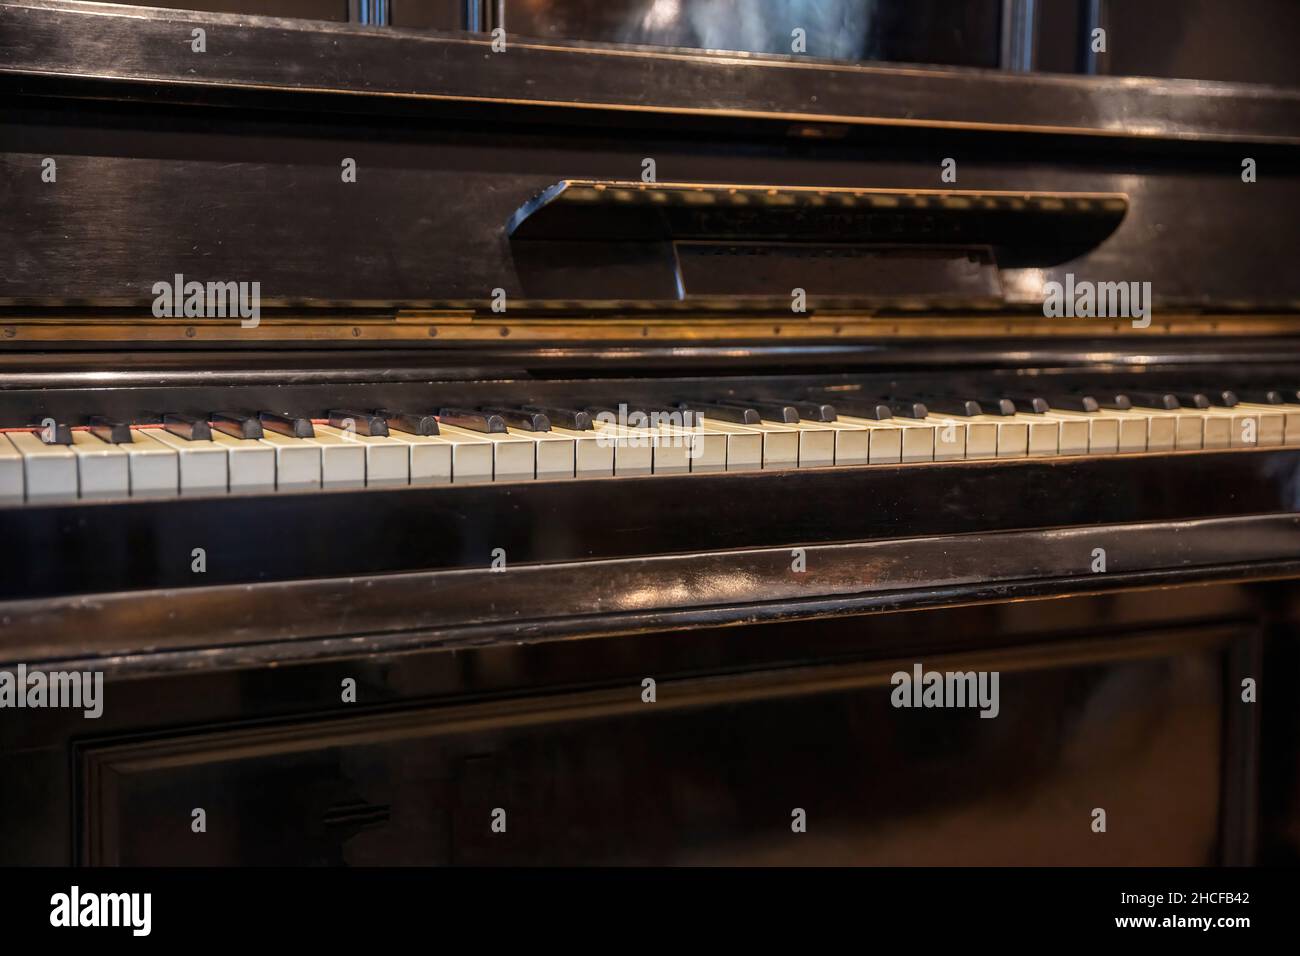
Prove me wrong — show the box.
[2,391,1298,503]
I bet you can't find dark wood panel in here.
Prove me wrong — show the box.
[80,627,1235,865]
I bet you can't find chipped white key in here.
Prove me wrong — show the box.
[786,421,837,468]
[9,431,78,501]
[813,419,873,466]
[135,429,228,495]
[1112,408,1175,455]
[301,429,366,488]
[964,415,1028,458]
[385,430,453,485]
[210,430,276,492]
[643,424,690,475]
[123,427,178,496]
[1011,414,1059,457]
[1273,403,1300,446]
[685,419,761,472]
[1219,403,1285,447]
[417,428,491,484]
[9,431,79,501]
[511,428,575,480]
[946,418,998,460]
[1198,409,1231,449]
[834,416,909,464]
[69,431,129,499]
[0,433,26,502]
[257,431,321,490]
[653,419,726,474]
[549,425,613,478]
[1040,410,1119,454]
[721,421,799,470]
[925,417,968,461]
[1038,412,1090,456]
[590,422,653,477]
[316,424,410,486]
[438,423,535,481]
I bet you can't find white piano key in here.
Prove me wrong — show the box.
[833,416,906,464]
[1167,410,1204,450]
[385,430,453,485]
[926,417,968,461]
[789,422,836,468]
[648,427,691,475]
[720,421,799,470]
[685,429,727,474]
[70,431,129,499]
[9,430,79,501]
[973,416,1028,458]
[1273,404,1300,446]
[438,423,536,481]
[960,420,999,459]
[121,427,178,497]
[1016,415,1059,457]
[591,422,653,477]
[1040,413,1089,456]
[140,428,228,494]
[816,419,872,466]
[1220,404,1284,447]
[549,425,614,478]
[509,428,575,480]
[302,429,367,488]
[316,424,410,486]
[210,430,276,492]
[1042,410,1119,454]
[257,431,321,490]
[686,420,761,472]
[1199,411,1231,449]
[655,421,726,474]
[1110,409,1176,452]
[1113,414,1148,453]
[0,434,26,502]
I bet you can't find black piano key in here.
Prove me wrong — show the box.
[970,397,1018,416]
[212,411,264,439]
[1121,391,1180,410]
[88,415,134,443]
[714,400,799,424]
[1181,388,1238,408]
[585,406,653,428]
[31,421,72,445]
[1087,393,1133,411]
[163,413,212,441]
[439,408,506,433]
[522,405,592,430]
[908,396,984,417]
[1169,391,1212,409]
[770,399,837,422]
[995,392,1054,414]
[673,401,761,425]
[259,410,315,438]
[1010,396,1052,414]
[645,405,711,429]
[481,407,552,432]
[328,409,390,436]
[1235,389,1288,405]
[376,409,439,436]
[1036,394,1101,413]
[813,397,893,420]
[881,399,930,420]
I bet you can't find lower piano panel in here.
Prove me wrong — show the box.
[73,601,1259,866]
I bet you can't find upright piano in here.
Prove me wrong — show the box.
[2,0,1299,865]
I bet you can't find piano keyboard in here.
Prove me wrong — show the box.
[3,390,1298,503]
